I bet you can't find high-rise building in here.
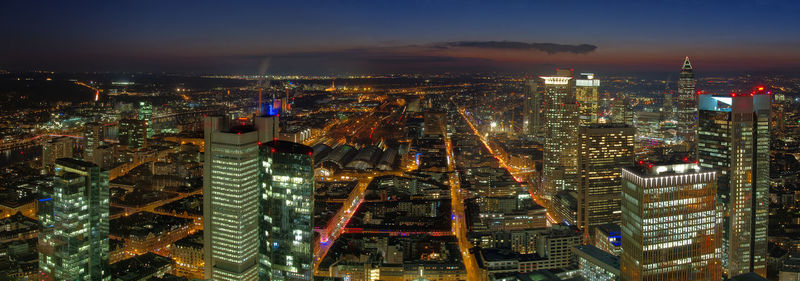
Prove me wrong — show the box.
[138,101,154,138]
[577,124,634,241]
[39,158,110,281]
[119,118,148,148]
[575,73,600,125]
[620,162,721,281]
[523,78,544,140]
[84,122,104,162]
[541,69,580,198]
[259,141,314,280]
[611,97,633,126]
[676,57,697,149]
[203,115,277,281]
[697,92,770,277]
[42,136,74,174]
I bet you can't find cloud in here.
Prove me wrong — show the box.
[436,41,597,54]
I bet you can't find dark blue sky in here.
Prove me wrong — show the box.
[2,0,799,74]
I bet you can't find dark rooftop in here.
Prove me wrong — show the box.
[265,140,313,155]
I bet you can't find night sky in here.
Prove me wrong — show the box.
[2,0,800,74]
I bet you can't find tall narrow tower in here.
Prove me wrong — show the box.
[203,115,277,281]
[577,124,634,240]
[541,69,580,198]
[697,92,770,278]
[676,57,697,150]
[523,78,544,140]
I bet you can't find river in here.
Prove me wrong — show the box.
[0,145,41,167]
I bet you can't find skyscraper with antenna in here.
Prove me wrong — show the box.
[676,57,697,151]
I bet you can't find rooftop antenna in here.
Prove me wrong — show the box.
[256,58,271,115]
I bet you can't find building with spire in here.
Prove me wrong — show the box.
[676,57,697,151]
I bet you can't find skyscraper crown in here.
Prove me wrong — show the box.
[682,56,693,70]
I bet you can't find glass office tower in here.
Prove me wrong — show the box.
[620,162,721,281]
[259,140,314,281]
[697,92,770,278]
[39,158,110,281]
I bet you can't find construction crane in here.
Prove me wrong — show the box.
[75,81,102,102]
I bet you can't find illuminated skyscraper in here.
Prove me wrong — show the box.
[119,118,148,148]
[542,69,579,197]
[39,158,110,281]
[620,162,721,281]
[138,101,154,138]
[42,136,74,174]
[523,78,544,140]
[203,115,277,281]
[84,122,104,162]
[259,141,314,280]
[676,57,697,149]
[697,92,770,277]
[577,124,634,241]
[575,73,600,125]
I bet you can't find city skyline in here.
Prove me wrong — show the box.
[1,2,798,281]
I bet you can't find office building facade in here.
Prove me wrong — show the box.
[203,115,278,281]
[575,73,600,125]
[541,70,580,198]
[577,124,635,241]
[697,92,770,277]
[39,158,110,281]
[259,141,315,280]
[620,162,721,281]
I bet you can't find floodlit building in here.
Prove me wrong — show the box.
[697,92,770,277]
[620,162,721,281]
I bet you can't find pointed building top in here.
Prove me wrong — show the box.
[682,56,692,70]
